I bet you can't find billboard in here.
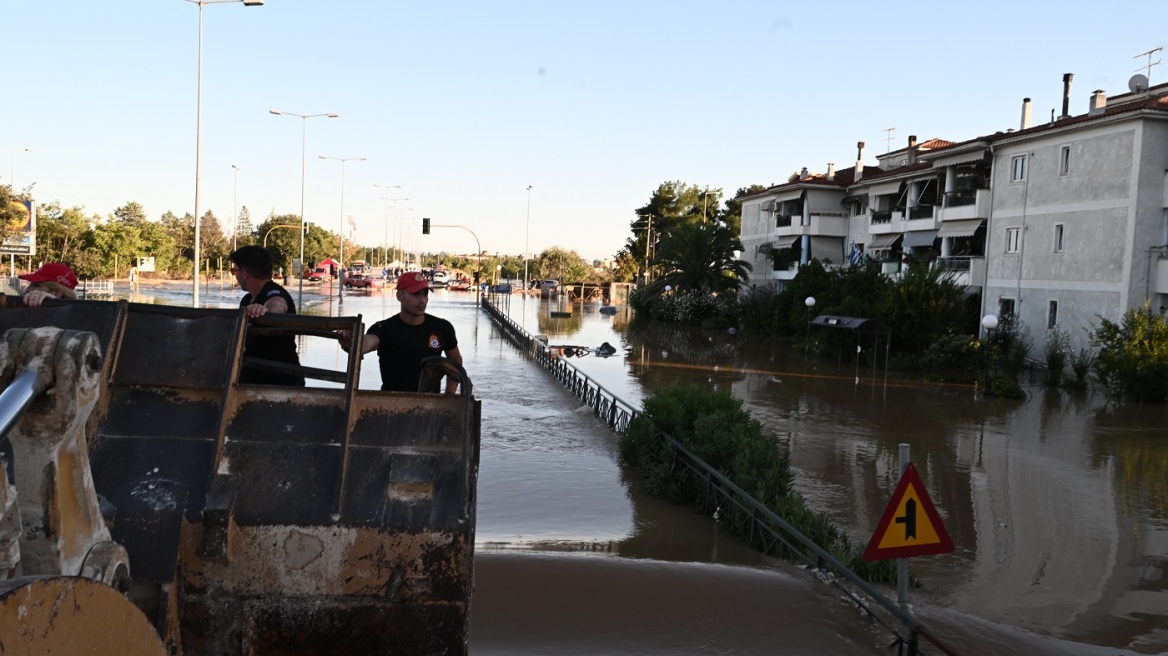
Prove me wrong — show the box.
[0,199,36,256]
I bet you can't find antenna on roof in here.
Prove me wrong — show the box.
[1133,46,1162,85]
[1129,73,1149,94]
[882,127,895,154]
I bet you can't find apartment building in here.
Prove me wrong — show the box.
[741,75,1168,356]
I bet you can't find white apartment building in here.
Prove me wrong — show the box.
[741,75,1168,356]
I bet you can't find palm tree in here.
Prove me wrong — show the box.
[648,221,751,296]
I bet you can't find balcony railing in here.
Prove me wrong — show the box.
[776,215,793,228]
[871,210,892,224]
[909,205,934,220]
[935,256,972,273]
[944,190,979,207]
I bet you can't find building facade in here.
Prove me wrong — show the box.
[741,79,1168,356]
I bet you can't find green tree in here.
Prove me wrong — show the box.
[1091,302,1168,403]
[534,247,591,282]
[647,221,750,296]
[112,201,148,226]
[91,220,144,276]
[235,205,254,247]
[32,201,93,265]
[199,210,229,263]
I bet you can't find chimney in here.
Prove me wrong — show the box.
[826,163,835,181]
[907,135,918,164]
[855,141,865,182]
[1020,97,1032,130]
[1060,73,1073,120]
[1089,89,1107,115]
[799,166,809,180]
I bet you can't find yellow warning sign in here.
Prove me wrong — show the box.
[863,462,954,561]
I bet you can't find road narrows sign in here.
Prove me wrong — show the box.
[862,462,954,561]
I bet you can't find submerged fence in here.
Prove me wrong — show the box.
[480,299,960,656]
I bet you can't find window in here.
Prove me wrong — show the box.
[1006,227,1021,253]
[1054,224,1064,253]
[999,298,1016,318]
[1048,300,1058,330]
[1059,145,1071,176]
[1011,155,1027,182]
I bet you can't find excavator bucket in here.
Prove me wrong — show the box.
[0,297,480,655]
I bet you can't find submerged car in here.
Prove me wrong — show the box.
[344,273,386,289]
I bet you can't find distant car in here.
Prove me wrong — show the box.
[344,273,386,289]
[539,279,559,290]
[432,270,450,284]
[306,267,328,282]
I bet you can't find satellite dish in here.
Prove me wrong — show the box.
[1129,73,1149,94]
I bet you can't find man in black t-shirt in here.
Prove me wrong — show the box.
[340,271,463,393]
[229,245,305,387]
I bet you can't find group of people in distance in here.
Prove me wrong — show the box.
[16,245,463,394]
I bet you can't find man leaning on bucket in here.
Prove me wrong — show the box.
[339,271,463,393]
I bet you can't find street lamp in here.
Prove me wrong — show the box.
[185,0,263,309]
[9,147,31,190]
[981,314,999,390]
[320,155,367,304]
[524,185,532,293]
[231,164,240,252]
[373,184,401,268]
[270,109,338,310]
[805,296,816,355]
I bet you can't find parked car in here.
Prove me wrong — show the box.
[344,273,386,289]
[305,267,328,282]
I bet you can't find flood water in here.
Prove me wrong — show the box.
[111,281,1168,654]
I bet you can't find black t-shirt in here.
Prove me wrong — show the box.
[239,280,305,386]
[367,314,458,392]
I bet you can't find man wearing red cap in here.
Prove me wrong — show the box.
[19,263,79,306]
[340,271,463,393]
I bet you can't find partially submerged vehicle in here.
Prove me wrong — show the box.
[0,297,480,655]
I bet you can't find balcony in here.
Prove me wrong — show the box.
[1156,256,1168,294]
[908,205,934,220]
[871,210,893,224]
[937,189,990,223]
[935,256,986,288]
[776,214,794,228]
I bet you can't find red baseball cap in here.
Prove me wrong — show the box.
[20,263,78,290]
[396,271,432,294]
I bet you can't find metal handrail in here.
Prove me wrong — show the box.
[481,297,962,655]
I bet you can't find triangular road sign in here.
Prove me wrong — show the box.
[862,462,954,561]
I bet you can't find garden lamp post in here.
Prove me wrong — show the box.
[231,164,240,253]
[804,296,816,355]
[981,314,999,391]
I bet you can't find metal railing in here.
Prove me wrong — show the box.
[871,210,893,224]
[943,189,979,207]
[480,298,960,656]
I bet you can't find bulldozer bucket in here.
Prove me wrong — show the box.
[0,297,480,655]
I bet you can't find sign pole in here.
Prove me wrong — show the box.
[897,443,910,605]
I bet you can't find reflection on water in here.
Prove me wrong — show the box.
[496,294,1168,654]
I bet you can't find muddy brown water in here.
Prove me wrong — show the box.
[114,282,1167,654]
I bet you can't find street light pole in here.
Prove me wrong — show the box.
[9,147,31,190]
[270,109,338,310]
[320,155,366,305]
[373,183,403,269]
[524,185,532,292]
[231,164,240,253]
[185,0,263,309]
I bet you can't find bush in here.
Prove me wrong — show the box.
[1044,326,1070,387]
[620,385,896,584]
[1090,303,1168,403]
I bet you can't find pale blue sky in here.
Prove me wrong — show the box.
[5,1,1167,261]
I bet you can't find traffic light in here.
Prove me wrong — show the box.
[422,217,431,234]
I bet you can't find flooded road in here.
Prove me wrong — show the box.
[113,281,1165,654]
